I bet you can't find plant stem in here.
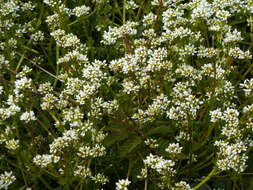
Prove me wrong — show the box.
[193,168,216,190]
[15,4,44,72]
[127,159,132,179]
[53,45,59,88]
[16,51,58,80]
[144,178,148,190]
[39,176,54,190]
[123,0,126,24]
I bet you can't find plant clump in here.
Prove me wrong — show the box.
[0,0,253,189]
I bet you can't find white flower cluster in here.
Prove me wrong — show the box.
[46,13,60,29]
[20,111,36,123]
[89,98,119,119]
[43,0,61,8]
[144,138,159,149]
[165,143,182,155]
[102,21,138,45]
[210,107,241,139]
[167,82,202,121]
[197,46,217,58]
[0,1,20,16]
[116,179,131,190]
[91,173,109,185]
[0,86,3,95]
[74,166,92,179]
[144,153,175,176]
[0,55,9,68]
[200,63,226,80]
[215,141,248,173]
[5,139,19,150]
[38,82,53,94]
[223,29,243,44]
[50,29,81,48]
[126,0,138,10]
[41,93,58,110]
[210,105,251,173]
[175,64,201,81]
[33,154,60,168]
[228,47,252,59]
[132,93,169,123]
[49,129,79,154]
[240,78,253,96]
[122,79,140,94]
[142,12,156,27]
[31,31,44,42]
[78,144,106,158]
[0,171,16,190]
[21,1,35,11]
[57,50,88,65]
[0,103,21,121]
[72,5,90,17]
[173,181,192,190]
[1,0,253,188]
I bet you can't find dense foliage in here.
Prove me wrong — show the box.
[0,0,253,189]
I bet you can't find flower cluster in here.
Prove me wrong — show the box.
[1,0,253,189]
[115,179,131,190]
[0,171,16,190]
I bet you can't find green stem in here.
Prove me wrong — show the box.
[15,4,44,72]
[17,156,28,187]
[135,0,146,21]
[250,14,253,44]
[127,159,132,179]
[75,181,82,190]
[16,52,58,79]
[53,45,59,88]
[113,0,122,18]
[39,176,53,190]
[16,54,26,72]
[22,45,39,54]
[42,168,59,178]
[236,60,253,87]
[193,168,216,190]
[80,183,83,190]
[68,8,98,26]
[123,0,126,24]
[144,178,148,190]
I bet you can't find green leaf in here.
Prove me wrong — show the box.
[145,125,175,136]
[106,123,126,131]
[212,178,232,190]
[103,123,129,147]
[198,183,212,190]
[103,132,128,147]
[119,135,142,158]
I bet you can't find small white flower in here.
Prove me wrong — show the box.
[5,139,19,150]
[0,171,16,189]
[116,179,131,190]
[165,143,182,155]
[20,111,36,123]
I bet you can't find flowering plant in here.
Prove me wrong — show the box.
[0,0,253,189]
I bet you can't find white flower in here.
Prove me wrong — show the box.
[173,181,192,190]
[0,171,16,190]
[74,166,91,179]
[5,139,19,150]
[115,179,131,190]
[20,111,36,123]
[33,154,60,168]
[126,0,138,10]
[165,143,182,155]
[72,5,90,17]
[0,86,3,95]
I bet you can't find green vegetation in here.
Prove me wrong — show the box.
[0,0,253,189]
